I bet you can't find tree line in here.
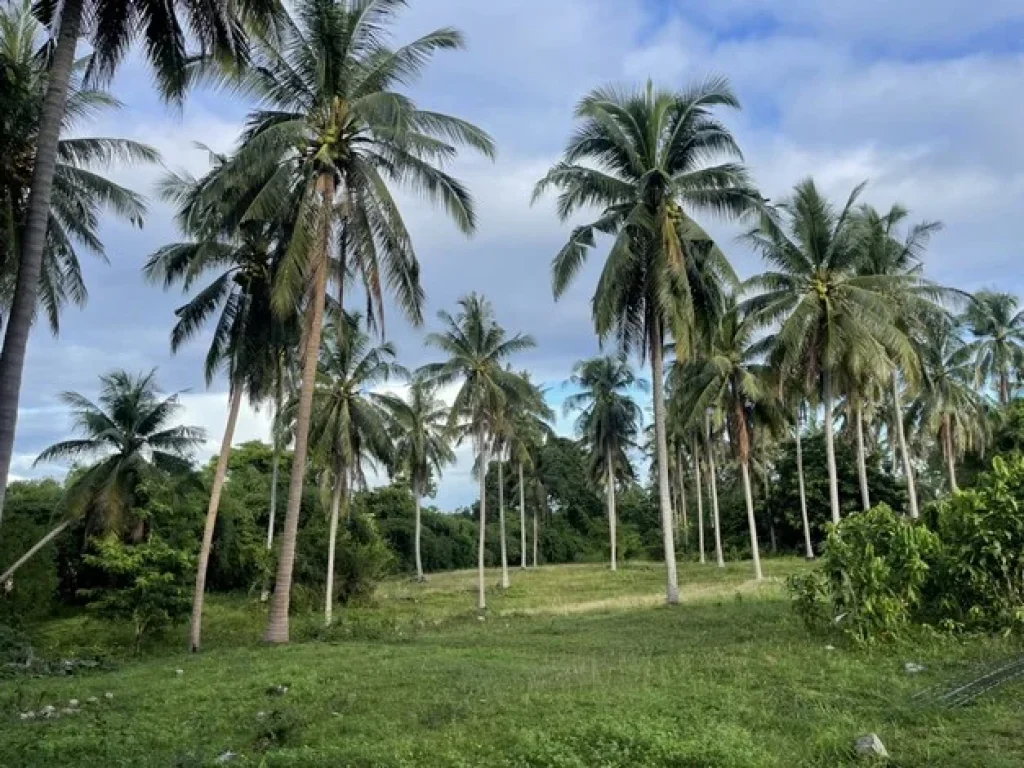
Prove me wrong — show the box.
[1,0,1023,651]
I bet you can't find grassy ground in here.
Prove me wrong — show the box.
[2,558,1022,767]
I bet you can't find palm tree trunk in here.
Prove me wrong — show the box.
[891,370,920,519]
[795,406,814,560]
[822,368,841,525]
[477,432,489,611]
[498,459,509,590]
[706,415,725,568]
[532,506,538,568]
[855,401,871,511]
[740,460,763,581]
[0,519,70,585]
[264,174,333,644]
[189,387,243,652]
[943,414,959,493]
[606,452,617,571]
[676,448,688,552]
[693,442,705,565]
[0,0,84,536]
[261,412,280,602]
[1000,372,1009,406]
[324,461,345,627]
[413,483,424,581]
[650,319,679,604]
[518,462,527,569]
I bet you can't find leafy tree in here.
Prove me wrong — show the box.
[535,77,760,603]
[309,314,402,625]
[421,294,534,609]
[381,381,454,581]
[565,356,643,571]
[0,1,156,339]
[962,290,1024,405]
[744,179,912,524]
[188,0,493,643]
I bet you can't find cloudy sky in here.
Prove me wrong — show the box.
[13,0,1024,507]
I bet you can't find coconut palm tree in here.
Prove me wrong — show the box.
[962,291,1024,405]
[420,294,535,611]
[565,356,643,572]
[145,158,300,651]
[856,203,945,519]
[309,314,403,625]
[534,77,760,604]
[0,2,157,343]
[908,319,990,493]
[1,370,205,583]
[187,0,493,643]
[0,0,271,537]
[382,380,454,582]
[676,300,767,580]
[744,180,912,525]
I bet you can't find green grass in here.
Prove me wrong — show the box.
[2,558,1022,767]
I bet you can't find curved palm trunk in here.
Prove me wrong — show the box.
[693,442,705,565]
[324,462,345,627]
[189,387,243,652]
[676,448,688,552]
[0,0,84,535]
[943,414,959,493]
[795,406,814,559]
[498,459,509,590]
[261,411,281,602]
[891,370,919,519]
[650,320,679,604]
[706,416,725,568]
[739,460,763,581]
[822,369,841,525]
[476,432,489,611]
[413,483,424,582]
[606,452,617,571]
[0,519,70,584]
[855,402,871,511]
[264,174,333,644]
[518,462,527,569]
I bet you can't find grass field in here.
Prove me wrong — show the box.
[2,558,1023,767]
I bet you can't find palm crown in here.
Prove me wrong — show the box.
[961,290,1024,404]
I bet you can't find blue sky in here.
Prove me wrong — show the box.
[13,0,1024,507]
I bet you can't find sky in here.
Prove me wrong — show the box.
[12,0,1024,508]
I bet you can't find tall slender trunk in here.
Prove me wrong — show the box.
[891,370,919,519]
[822,368,841,525]
[855,401,871,511]
[324,461,345,627]
[261,396,281,603]
[413,483,424,581]
[0,519,70,585]
[532,505,538,568]
[264,174,333,644]
[706,415,725,567]
[518,462,527,569]
[606,452,617,571]
[693,442,705,564]
[0,0,84,536]
[795,406,814,559]
[1000,372,1009,406]
[498,458,509,590]
[943,414,959,493]
[740,460,763,581]
[676,448,688,551]
[476,432,489,611]
[189,387,243,652]
[650,320,679,604]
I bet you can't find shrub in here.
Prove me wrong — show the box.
[80,536,194,650]
[789,504,940,642]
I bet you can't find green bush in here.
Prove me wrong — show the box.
[80,536,194,650]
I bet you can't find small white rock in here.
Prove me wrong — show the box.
[256,711,266,719]
[104,692,113,700]
[904,661,925,674]
[477,615,485,622]
[20,711,35,720]
[68,699,79,707]
[825,645,836,651]
[40,705,56,715]
[60,707,76,716]
[86,696,98,704]
[854,733,889,759]
[216,750,238,763]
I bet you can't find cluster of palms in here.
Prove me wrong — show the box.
[2,0,1024,646]
[535,81,1024,598]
